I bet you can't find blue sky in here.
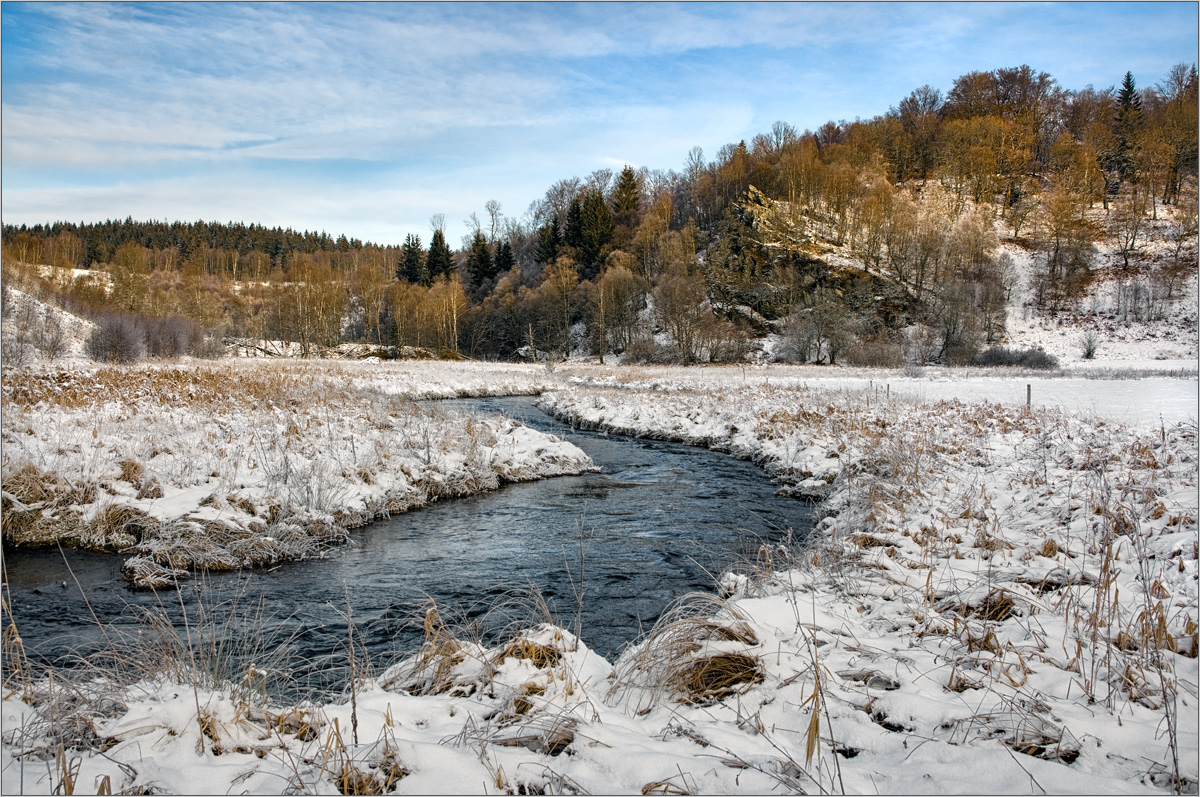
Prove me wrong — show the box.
[2,2,1196,247]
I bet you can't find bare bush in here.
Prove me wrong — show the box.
[86,314,145,363]
[843,340,904,367]
[623,337,680,365]
[144,315,202,358]
[971,346,1059,369]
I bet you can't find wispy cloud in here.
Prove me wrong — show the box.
[3,2,1196,243]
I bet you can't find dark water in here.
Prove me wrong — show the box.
[3,396,810,691]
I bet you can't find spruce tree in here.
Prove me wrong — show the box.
[564,197,584,250]
[398,233,426,283]
[466,230,494,289]
[611,165,641,216]
[579,189,616,280]
[534,215,560,265]
[494,239,515,275]
[426,229,454,282]
[1116,71,1143,180]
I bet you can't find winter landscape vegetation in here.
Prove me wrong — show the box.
[1,4,1198,795]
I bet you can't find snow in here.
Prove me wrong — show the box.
[4,363,1196,795]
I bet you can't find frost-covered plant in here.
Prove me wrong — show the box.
[86,313,145,363]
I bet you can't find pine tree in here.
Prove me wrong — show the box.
[611,165,641,216]
[426,229,454,282]
[579,189,616,280]
[465,230,494,290]
[564,197,584,250]
[494,239,515,275]
[398,233,426,283]
[534,215,560,265]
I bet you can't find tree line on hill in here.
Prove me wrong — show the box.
[3,63,1196,365]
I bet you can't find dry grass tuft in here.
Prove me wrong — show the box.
[380,600,486,697]
[609,593,763,710]
[117,457,145,488]
[2,463,97,547]
[492,636,563,670]
[674,653,764,706]
[87,503,160,550]
[121,555,191,590]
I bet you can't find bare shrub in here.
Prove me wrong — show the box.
[623,337,679,365]
[33,312,69,360]
[1,328,33,369]
[970,346,1059,370]
[86,314,145,363]
[843,340,904,368]
[143,315,201,358]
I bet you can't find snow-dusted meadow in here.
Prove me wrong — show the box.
[2,358,1196,795]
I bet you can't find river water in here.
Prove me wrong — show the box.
[3,396,811,692]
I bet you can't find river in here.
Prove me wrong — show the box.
[2,396,812,694]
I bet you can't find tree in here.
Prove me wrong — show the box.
[493,240,515,276]
[895,85,943,181]
[538,257,579,357]
[653,273,709,363]
[465,231,495,293]
[398,233,426,284]
[1034,186,1099,310]
[564,196,584,251]
[534,215,561,266]
[1115,71,1143,180]
[1111,183,1150,269]
[579,189,616,280]
[426,229,454,282]
[611,165,642,221]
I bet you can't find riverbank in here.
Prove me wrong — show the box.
[2,362,1197,794]
[538,372,1199,792]
[1,360,592,588]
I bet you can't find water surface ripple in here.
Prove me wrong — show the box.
[3,396,811,688]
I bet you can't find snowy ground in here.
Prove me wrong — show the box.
[3,362,1196,795]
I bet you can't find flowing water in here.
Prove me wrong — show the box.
[3,396,811,692]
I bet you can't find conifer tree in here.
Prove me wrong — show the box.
[579,189,616,280]
[465,230,494,289]
[1116,71,1143,180]
[534,215,561,265]
[426,229,454,282]
[612,165,641,216]
[494,239,515,275]
[398,233,426,284]
[564,197,584,250]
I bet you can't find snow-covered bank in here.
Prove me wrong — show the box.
[0,360,592,587]
[535,376,1197,792]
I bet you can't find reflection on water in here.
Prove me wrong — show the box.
[3,396,811,691]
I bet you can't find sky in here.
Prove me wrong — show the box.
[2,2,1197,247]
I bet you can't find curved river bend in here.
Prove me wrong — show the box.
[4,396,811,691]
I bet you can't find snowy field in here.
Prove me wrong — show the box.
[3,360,1197,795]
[560,363,1198,430]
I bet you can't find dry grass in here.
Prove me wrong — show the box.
[609,593,764,710]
